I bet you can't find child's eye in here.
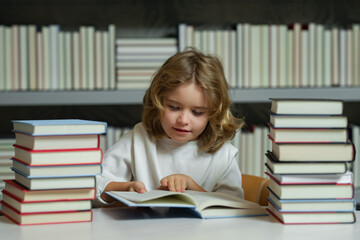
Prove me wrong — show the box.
[169,105,180,110]
[192,110,204,116]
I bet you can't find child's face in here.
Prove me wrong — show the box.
[161,82,209,143]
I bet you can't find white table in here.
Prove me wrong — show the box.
[0,208,359,240]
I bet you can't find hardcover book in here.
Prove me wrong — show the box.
[267,191,356,212]
[12,119,107,136]
[269,98,344,115]
[265,152,348,174]
[271,141,355,161]
[269,114,348,128]
[14,173,96,190]
[3,179,96,202]
[11,159,102,178]
[268,179,354,200]
[0,201,93,225]
[268,123,348,143]
[106,190,267,219]
[13,145,103,166]
[14,132,101,150]
[1,191,92,213]
[266,201,356,224]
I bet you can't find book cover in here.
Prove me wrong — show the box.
[14,173,96,190]
[106,190,268,219]
[268,123,349,143]
[0,201,93,225]
[11,159,102,178]
[267,191,356,212]
[266,201,356,224]
[14,132,101,150]
[265,152,348,174]
[271,141,355,162]
[269,98,344,115]
[1,191,92,213]
[267,179,354,200]
[3,179,96,202]
[12,119,107,136]
[269,114,348,128]
[265,171,353,185]
[13,145,103,166]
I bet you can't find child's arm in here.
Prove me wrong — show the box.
[158,174,206,193]
[100,181,147,203]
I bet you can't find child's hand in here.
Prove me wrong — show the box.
[128,181,147,193]
[158,174,190,192]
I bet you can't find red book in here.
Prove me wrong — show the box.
[0,201,93,225]
[3,179,96,202]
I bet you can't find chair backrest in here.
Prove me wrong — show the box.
[241,174,270,206]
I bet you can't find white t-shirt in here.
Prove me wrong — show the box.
[95,122,244,205]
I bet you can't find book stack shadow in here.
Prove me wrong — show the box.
[265,99,357,224]
[0,119,107,225]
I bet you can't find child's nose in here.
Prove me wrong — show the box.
[177,111,190,124]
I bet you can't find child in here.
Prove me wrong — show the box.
[96,48,245,204]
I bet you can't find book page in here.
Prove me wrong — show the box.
[106,190,197,207]
[183,191,262,212]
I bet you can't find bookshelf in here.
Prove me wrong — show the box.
[0,88,360,106]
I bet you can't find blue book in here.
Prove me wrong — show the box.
[11,119,107,136]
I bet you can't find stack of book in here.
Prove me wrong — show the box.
[265,99,356,224]
[0,138,16,204]
[116,38,177,89]
[0,119,107,225]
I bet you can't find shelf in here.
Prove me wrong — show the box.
[1,88,359,106]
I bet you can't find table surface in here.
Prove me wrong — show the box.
[0,207,359,240]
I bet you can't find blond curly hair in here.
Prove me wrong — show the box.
[142,48,244,153]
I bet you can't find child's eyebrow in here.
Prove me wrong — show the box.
[166,99,208,110]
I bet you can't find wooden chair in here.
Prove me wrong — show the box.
[241,174,270,206]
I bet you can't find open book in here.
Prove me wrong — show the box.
[106,190,267,219]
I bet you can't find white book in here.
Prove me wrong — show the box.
[108,24,116,90]
[58,31,65,91]
[95,31,102,90]
[19,25,28,91]
[87,26,95,90]
[301,30,309,87]
[278,25,287,88]
[36,32,43,91]
[194,30,202,51]
[11,25,20,91]
[178,23,187,52]
[236,23,243,88]
[186,25,195,48]
[316,24,324,87]
[287,30,293,88]
[72,32,81,90]
[252,126,263,177]
[0,26,4,91]
[230,30,237,88]
[270,25,278,88]
[323,29,332,87]
[28,25,37,91]
[102,31,109,90]
[251,25,261,88]
[49,25,60,90]
[308,23,316,87]
[4,26,12,91]
[243,24,250,88]
[339,28,347,87]
[80,26,88,90]
[332,27,340,86]
[347,29,353,87]
[42,26,50,91]
[353,24,360,86]
[64,32,72,90]
[293,23,301,87]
